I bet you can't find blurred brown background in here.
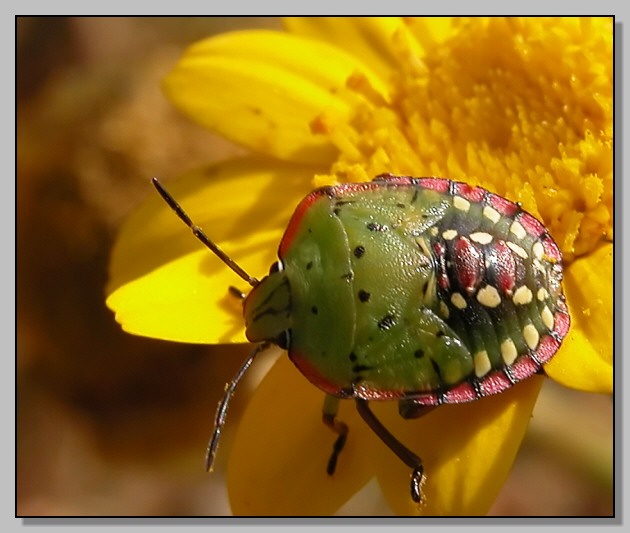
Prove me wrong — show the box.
[16,16,613,516]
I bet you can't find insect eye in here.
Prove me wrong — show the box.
[269,260,284,274]
[276,329,291,350]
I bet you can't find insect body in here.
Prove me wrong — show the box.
[152,174,570,504]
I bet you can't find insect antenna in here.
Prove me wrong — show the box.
[151,177,259,287]
[205,341,271,472]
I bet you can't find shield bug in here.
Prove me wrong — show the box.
[151,173,570,504]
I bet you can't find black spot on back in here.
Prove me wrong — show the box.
[414,349,425,358]
[354,245,365,258]
[306,261,313,270]
[358,289,371,302]
[311,306,318,315]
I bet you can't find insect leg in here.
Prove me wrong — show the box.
[398,399,438,420]
[322,394,349,476]
[355,398,424,503]
[228,286,246,300]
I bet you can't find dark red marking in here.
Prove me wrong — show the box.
[487,240,517,295]
[451,182,486,203]
[453,236,483,293]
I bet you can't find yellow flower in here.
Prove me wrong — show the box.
[106,17,613,515]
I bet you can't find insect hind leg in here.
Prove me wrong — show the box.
[356,398,425,503]
[322,395,349,476]
[398,399,439,420]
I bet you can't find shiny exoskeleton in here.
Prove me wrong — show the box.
[245,174,570,408]
[152,174,570,505]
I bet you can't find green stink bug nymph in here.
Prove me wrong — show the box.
[151,174,570,505]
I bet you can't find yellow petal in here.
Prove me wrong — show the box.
[374,376,544,516]
[283,17,448,80]
[163,30,385,165]
[283,17,400,79]
[544,243,613,393]
[227,356,377,515]
[106,157,315,344]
